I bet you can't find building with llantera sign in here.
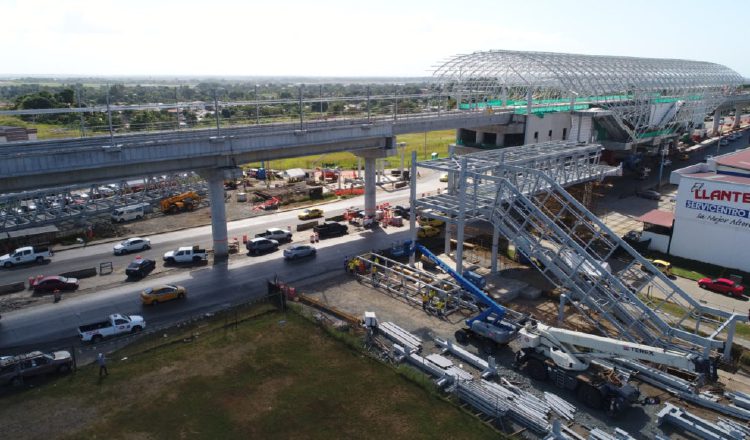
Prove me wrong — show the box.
[669,147,750,271]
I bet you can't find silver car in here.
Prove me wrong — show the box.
[114,237,151,255]
[283,244,316,260]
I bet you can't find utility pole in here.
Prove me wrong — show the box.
[213,89,220,134]
[106,84,114,145]
[76,85,85,138]
[255,84,260,125]
[299,84,304,129]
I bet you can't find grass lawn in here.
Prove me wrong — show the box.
[245,130,458,171]
[0,304,500,440]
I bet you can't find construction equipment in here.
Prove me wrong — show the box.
[515,320,716,413]
[411,242,526,346]
[160,191,200,214]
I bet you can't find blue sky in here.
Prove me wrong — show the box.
[1,0,747,78]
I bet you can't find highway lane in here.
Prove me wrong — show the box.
[0,223,412,350]
[0,175,439,286]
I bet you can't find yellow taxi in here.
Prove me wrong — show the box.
[298,208,324,220]
[141,284,187,305]
[417,225,441,238]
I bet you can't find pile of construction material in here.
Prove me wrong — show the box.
[657,403,747,440]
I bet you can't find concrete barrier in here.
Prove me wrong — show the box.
[296,221,319,232]
[0,281,26,295]
[325,215,345,222]
[59,267,97,279]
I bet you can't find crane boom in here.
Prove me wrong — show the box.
[519,322,708,374]
[413,243,506,320]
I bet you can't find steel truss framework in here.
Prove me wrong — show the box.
[0,174,208,232]
[414,141,742,359]
[432,50,745,141]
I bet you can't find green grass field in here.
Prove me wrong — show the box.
[0,304,500,440]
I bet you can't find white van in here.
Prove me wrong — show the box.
[111,205,145,223]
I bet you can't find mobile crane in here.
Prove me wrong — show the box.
[412,242,526,346]
[515,321,716,413]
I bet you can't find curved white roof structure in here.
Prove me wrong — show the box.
[433,50,745,140]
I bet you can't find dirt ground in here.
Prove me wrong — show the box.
[296,271,750,439]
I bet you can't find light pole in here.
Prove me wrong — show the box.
[657,146,667,189]
[255,84,260,125]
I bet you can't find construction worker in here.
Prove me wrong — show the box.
[421,292,430,311]
[435,299,445,318]
[371,257,379,282]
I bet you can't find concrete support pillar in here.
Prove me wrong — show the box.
[409,151,418,266]
[364,157,376,217]
[733,106,742,130]
[206,169,228,259]
[357,157,362,179]
[475,130,485,145]
[712,108,721,135]
[501,86,507,108]
[723,318,737,361]
[454,157,468,275]
[495,133,504,147]
[491,226,499,274]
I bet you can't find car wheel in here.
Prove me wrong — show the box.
[178,292,185,299]
[151,300,158,305]
[3,261,11,268]
[136,215,142,220]
[131,326,142,333]
[11,376,23,387]
[142,244,148,251]
[699,283,706,289]
[35,256,44,263]
[57,364,71,374]
[92,335,103,343]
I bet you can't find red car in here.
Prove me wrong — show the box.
[697,277,745,297]
[32,276,79,293]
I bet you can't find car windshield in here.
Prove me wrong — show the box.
[128,262,140,269]
[120,240,129,246]
[143,288,153,294]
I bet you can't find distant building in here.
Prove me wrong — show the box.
[0,126,38,143]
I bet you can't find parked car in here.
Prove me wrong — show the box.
[113,237,151,255]
[298,208,324,220]
[126,258,156,279]
[283,244,316,260]
[141,284,187,305]
[417,225,441,238]
[32,276,79,293]
[393,205,410,218]
[0,350,73,386]
[635,189,661,200]
[246,237,279,255]
[697,278,745,297]
[439,173,449,182]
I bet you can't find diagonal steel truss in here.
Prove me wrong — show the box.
[415,142,741,358]
[432,50,745,141]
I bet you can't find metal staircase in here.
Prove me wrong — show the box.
[484,164,739,356]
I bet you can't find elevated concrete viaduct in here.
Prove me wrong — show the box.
[1,110,513,257]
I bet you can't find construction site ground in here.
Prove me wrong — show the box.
[295,264,750,439]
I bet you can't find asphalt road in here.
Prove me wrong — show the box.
[0,174,438,350]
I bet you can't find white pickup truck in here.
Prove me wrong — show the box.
[0,246,53,268]
[254,227,292,243]
[78,314,146,343]
[163,246,208,264]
